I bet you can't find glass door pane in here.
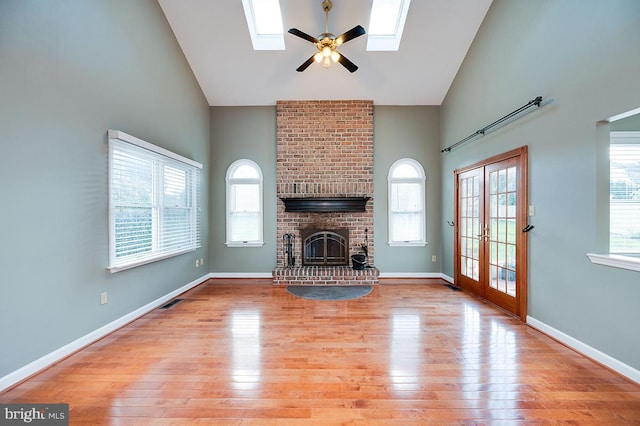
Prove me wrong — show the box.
[488,165,517,297]
[459,171,482,282]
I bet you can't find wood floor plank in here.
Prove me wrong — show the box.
[2,281,640,424]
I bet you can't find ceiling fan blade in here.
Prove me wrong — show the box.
[296,55,316,72]
[335,25,366,46]
[288,28,318,44]
[336,52,358,73]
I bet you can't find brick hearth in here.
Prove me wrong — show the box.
[272,266,379,286]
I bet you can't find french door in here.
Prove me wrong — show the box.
[454,147,528,320]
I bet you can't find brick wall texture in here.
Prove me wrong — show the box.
[276,100,374,267]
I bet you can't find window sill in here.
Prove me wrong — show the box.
[108,247,197,273]
[388,241,428,247]
[586,253,640,273]
[226,242,264,248]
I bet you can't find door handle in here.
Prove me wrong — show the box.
[477,223,490,241]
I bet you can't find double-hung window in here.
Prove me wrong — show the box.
[610,131,640,255]
[226,159,264,246]
[108,130,202,272]
[388,158,426,246]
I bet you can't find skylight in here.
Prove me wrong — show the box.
[242,0,285,50]
[367,0,411,51]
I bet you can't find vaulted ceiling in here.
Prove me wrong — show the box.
[158,0,492,106]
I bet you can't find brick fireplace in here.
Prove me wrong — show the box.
[273,100,379,286]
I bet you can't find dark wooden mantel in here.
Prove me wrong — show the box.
[280,197,370,212]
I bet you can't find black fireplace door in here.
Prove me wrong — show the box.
[301,229,349,266]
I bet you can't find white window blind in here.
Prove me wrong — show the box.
[388,158,426,246]
[108,130,202,272]
[610,132,640,254]
[226,159,264,246]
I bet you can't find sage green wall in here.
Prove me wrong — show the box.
[374,106,442,273]
[209,106,441,275]
[0,0,210,378]
[209,107,278,273]
[441,0,640,369]
[611,113,640,131]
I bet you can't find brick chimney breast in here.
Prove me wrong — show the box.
[276,100,374,268]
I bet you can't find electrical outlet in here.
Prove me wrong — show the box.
[195,259,200,267]
[200,258,204,266]
[100,292,108,305]
[529,205,535,216]
[432,255,437,262]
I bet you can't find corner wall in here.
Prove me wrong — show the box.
[0,0,210,379]
[209,106,278,273]
[440,0,640,371]
[208,105,442,275]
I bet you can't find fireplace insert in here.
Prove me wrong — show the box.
[301,229,349,266]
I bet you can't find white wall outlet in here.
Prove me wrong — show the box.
[195,259,200,267]
[529,205,535,216]
[100,292,108,305]
[432,255,437,262]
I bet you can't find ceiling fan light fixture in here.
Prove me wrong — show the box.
[289,0,366,73]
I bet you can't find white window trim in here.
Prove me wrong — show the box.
[225,159,264,247]
[241,0,285,50]
[387,158,427,246]
[367,0,411,51]
[588,130,640,273]
[586,253,640,273]
[107,130,202,273]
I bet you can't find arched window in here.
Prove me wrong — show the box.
[388,158,426,246]
[226,159,263,246]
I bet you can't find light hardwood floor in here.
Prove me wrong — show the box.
[2,280,640,424]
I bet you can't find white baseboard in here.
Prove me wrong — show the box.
[208,272,273,279]
[0,274,209,393]
[441,273,454,283]
[377,272,447,282]
[206,272,454,281]
[527,316,640,385]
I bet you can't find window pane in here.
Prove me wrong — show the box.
[112,149,153,205]
[391,212,421,241]
[232,164,260,179]
[109,134,201,271]
[610,143,640,253]
[388,159,425,244]
[226,160,263,245]
[392,182,421,212]
[391,163,420,178]
[232,184,260,212]
[164,207,191,250]
[115,207,153,258]
[164,165,188,207]
[231,212,260,241]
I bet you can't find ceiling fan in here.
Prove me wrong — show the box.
[288,0,365,73]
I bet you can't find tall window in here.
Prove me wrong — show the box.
[610,132,640,254]
[388,158,426,246]
[108,130,202,272]
[226,159,263,246]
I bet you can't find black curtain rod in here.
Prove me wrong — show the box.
[441,96,544,153]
